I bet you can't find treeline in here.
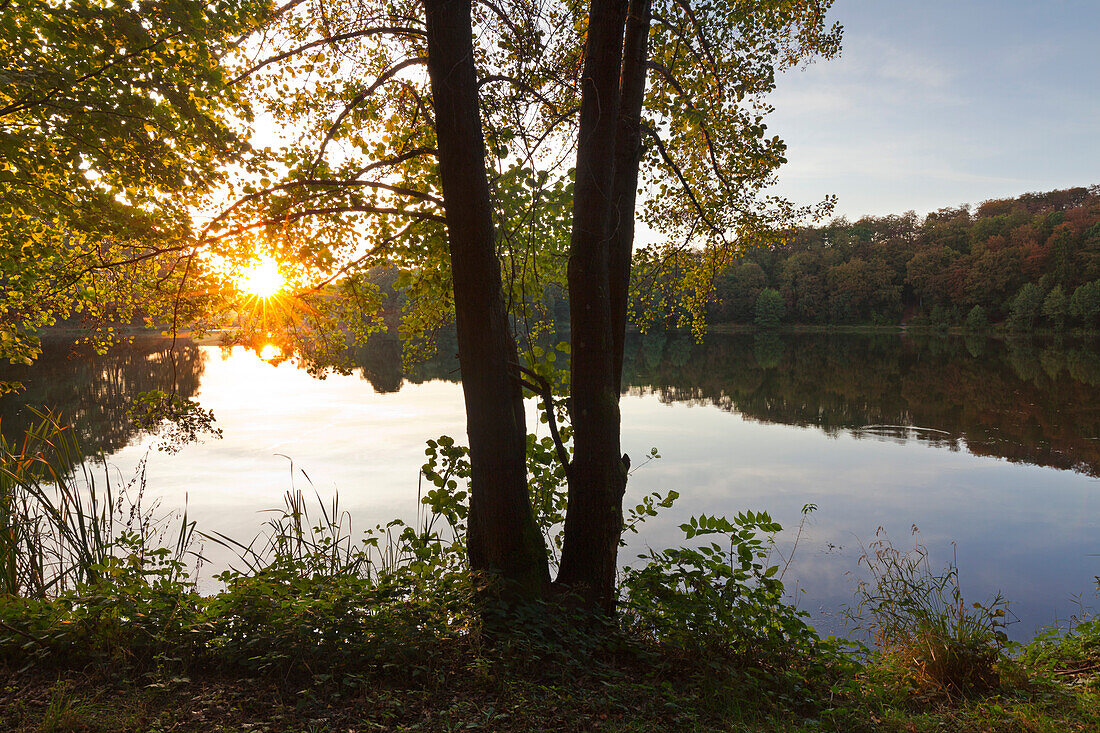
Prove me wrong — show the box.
[704,186,1100,329]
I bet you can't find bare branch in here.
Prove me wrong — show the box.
[227,26,426,86]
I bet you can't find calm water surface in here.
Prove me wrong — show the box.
[3,332,1098,640]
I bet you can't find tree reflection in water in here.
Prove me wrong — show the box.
[4,331,1100,477]
[622,332,1100,477]
[0,337,206,457]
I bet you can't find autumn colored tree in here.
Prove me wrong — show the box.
[701,187,1100,329]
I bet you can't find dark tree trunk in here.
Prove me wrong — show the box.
[424,0,549,597]
[609,0,652,394]
[556,0,631,614]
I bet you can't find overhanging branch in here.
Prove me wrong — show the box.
[207,204,445,241]
[227,26,426,86]
[640,122,726,241]
[308,56,429,176]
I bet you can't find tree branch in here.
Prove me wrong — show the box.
[0,30,188,118]
[308,56,429,176]
[209,204,445,241]
[510,362,571,472]
[226,27,426,86]
[299,220,424,294]
[646,60,735,192]
[670,0,724,96]
[354,146,437,177]
[640,122,726,240]
[479,74,560,115]
[200,175,442,242]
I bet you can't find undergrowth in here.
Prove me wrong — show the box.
[0,412,1096,731]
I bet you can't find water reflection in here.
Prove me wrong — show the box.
[0,337,205,456]
[5,331,1100,477]
[623,332,1100,476]
[0,331,1095,638]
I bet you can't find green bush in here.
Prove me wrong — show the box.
[1070,280,1100,327]
[964,305,989,332]
[1020,613,1099,686]
[1042,285,1069,330]
[620,511,824,669]
[1007,283,1044,331]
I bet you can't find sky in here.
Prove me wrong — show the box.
[765,0,1100,221]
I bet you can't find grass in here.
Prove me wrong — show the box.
[0,659,1096,732]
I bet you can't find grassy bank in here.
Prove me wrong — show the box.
[1,414,1096,732]
[1,598,1096,732]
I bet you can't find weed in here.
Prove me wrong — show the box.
[845,527,1010,698]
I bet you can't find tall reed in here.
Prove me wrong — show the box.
[0,410,192,597]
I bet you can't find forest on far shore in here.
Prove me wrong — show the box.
[685,186,1100,330]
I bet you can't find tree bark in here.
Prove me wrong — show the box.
[423,0,549,597]
[609,0,652,394]
[556,0,631,614]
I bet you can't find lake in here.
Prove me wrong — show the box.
[3,331,1098,640]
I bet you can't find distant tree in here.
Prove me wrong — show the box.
[754,288,785,329]
[906,246,957,307]
[698,186,1100,330]
[709,261,766,322]
[1070,281,1100,327]
[1042,285,1068,330]
[1008,283,1044,331]
[964,305,989,332]
[928,304,952,331]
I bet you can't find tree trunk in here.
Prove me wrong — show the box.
[609,0,652,394]
[556,0,631,614]
[424,0,549,598]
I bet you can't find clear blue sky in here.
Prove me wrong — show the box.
[766,0,1100,220]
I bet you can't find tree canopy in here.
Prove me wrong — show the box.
[200,0,840,356]
[688,186,1100,330]
[0,0,271,377]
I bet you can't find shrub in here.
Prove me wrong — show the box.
[844,529,1009,698]
[620,511,820,663]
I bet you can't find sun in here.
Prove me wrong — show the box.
[236,257,285,297]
